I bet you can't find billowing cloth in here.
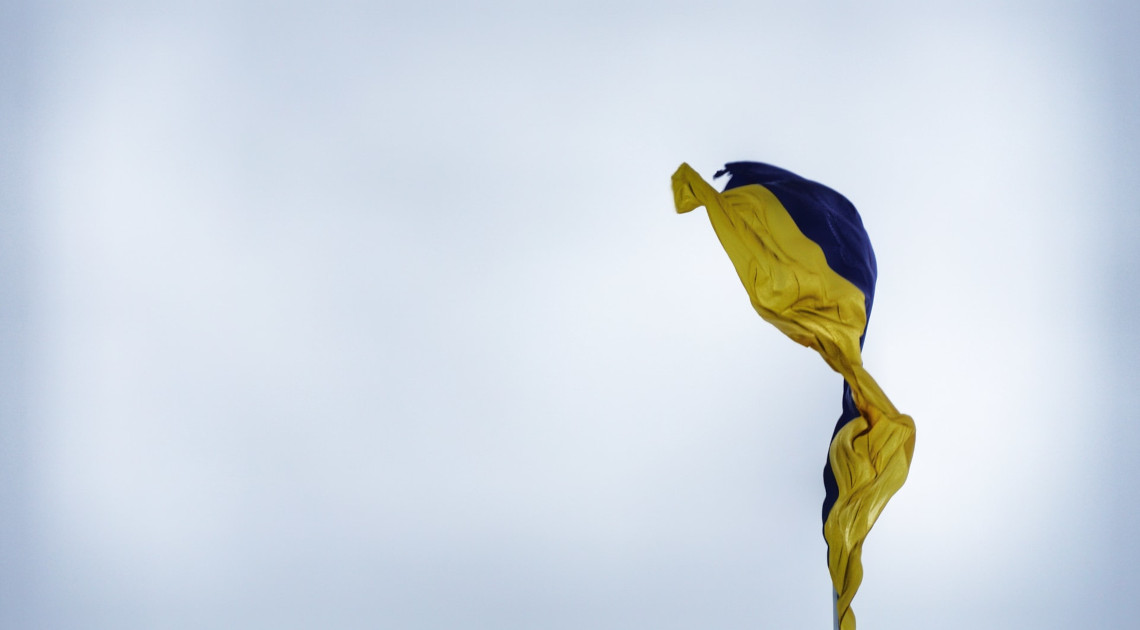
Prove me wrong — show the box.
[672,162,915,630]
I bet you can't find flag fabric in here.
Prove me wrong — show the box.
[672,162,915,630]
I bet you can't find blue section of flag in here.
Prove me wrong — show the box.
[823,384,862,524]
[715,162,877,319]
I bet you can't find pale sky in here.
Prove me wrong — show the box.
[2,1,1138,629]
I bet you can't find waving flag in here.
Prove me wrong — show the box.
[672,162,915,630]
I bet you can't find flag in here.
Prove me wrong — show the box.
[672,161,915,630]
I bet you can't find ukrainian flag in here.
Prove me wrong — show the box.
[672,162,915,630]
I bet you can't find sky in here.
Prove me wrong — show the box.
[2,1,1139,629]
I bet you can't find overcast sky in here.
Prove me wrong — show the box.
[3,1,1139,629]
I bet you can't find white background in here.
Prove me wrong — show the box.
[2,1,1138,628]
